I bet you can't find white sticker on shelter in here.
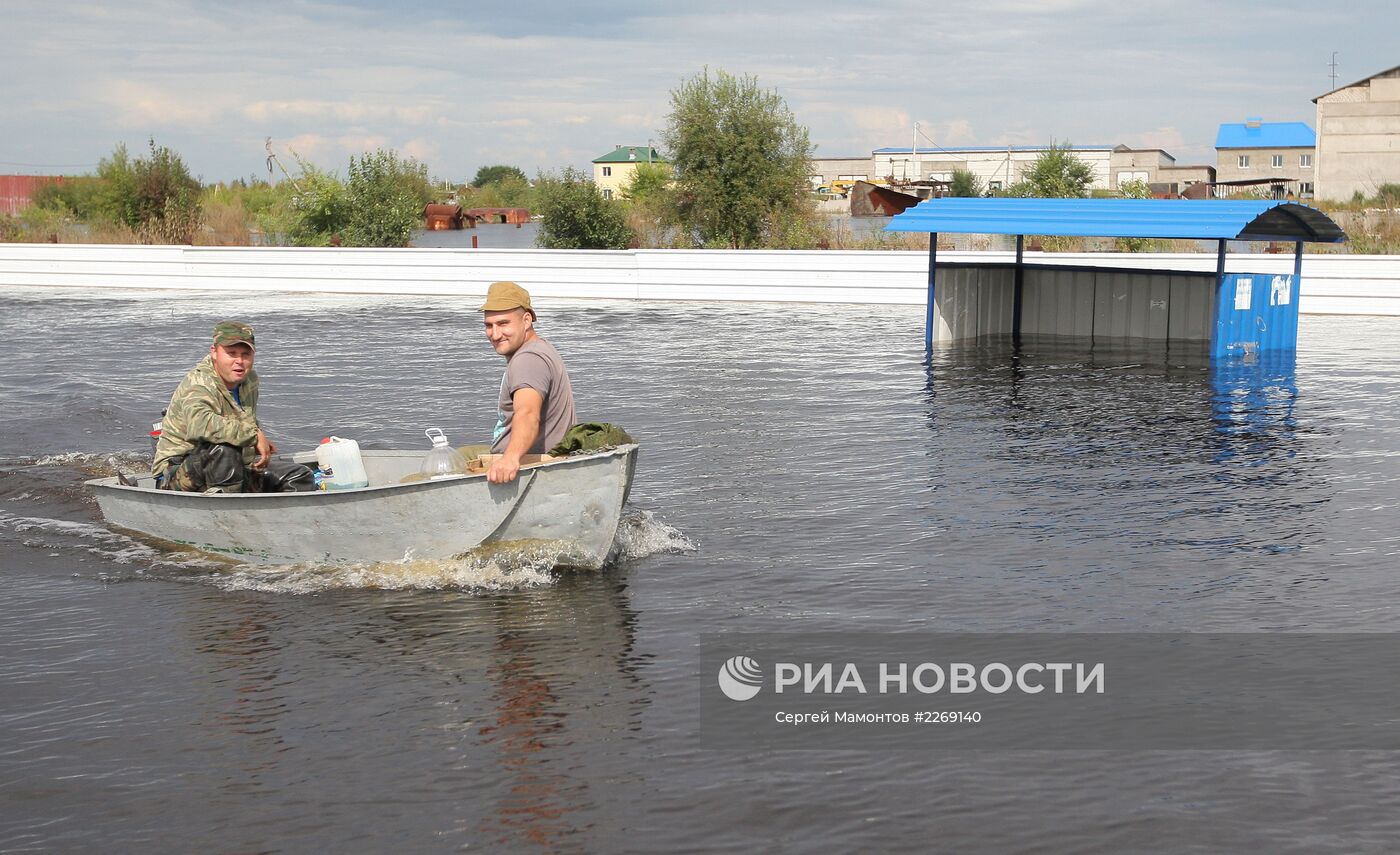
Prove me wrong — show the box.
[1234,279,1253,311]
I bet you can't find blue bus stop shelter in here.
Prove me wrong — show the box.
[885,198,1348,357]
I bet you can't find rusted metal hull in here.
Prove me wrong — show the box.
[423,203,466,230]
[849,181,921,218]
[465,207,530,225]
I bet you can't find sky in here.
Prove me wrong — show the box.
[1,0,1394,183]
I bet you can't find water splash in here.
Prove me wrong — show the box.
[198,511,696,595]
[206,549,560,594]
[613,508,696,561]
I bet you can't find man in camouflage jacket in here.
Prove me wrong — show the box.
[154,321,285,492]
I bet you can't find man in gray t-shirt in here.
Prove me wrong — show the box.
[480,281,577,484]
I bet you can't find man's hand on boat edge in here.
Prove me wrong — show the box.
[252,428,276,472]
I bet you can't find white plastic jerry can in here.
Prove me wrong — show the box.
[316,436,369,489]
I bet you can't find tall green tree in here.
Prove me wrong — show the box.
[472,164,528,187]
[535,167,632,249]
[1012,142,1097,198]
[662,68,814,248]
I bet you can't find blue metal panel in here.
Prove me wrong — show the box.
[1214,122,1316,149]
[1211,273,1300,358]
[885,198,1346,243]
[1209,351,1298,464]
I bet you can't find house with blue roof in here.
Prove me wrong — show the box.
[1214,119,1316,198]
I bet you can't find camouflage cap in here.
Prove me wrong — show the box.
[480,281,534,315]
[212,320,255,350]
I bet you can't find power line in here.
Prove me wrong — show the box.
[914,125,969,162]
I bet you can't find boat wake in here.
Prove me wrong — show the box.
[0,510,234,575]
[24,450,152,475]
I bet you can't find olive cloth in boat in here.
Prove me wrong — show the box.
[547,423,636,456]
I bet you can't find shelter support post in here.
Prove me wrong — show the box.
[925,233,937,352]
[1293,241,1303,284]
[1215,239,1227,285]
[1013,234,1025,346]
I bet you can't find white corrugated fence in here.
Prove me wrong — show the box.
[1,243,1397,315]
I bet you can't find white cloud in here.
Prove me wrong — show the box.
[1,0,1391,180]
[97,79,225,128]
[400,138,441,163]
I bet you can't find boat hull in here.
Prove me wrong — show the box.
[86,445,639,569]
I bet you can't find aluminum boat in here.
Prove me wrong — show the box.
[86,445,639,568]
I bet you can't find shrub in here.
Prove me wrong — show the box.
[948,169,983,198]
[535,167,633,249]
[342,149,432,247]
[257,158,348,246]
[1019,142,1096,198]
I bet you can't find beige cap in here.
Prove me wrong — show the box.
[480,281,534,314]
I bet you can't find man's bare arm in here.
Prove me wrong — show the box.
[487,387,543,484]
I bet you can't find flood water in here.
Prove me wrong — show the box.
[2,286,1400,852]
[412,221,541,249]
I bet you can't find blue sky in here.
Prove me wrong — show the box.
[1,0,1393,182]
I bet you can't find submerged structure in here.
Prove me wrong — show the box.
[885,198,1347,357]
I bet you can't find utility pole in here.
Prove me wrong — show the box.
[1329,52,1339,90]
[911,122,918,181]
[263,138,300,190]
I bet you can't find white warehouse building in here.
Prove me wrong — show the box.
[873,145,1116,192]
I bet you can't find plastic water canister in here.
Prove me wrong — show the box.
[419,428,468,480]
[316,436,369,489]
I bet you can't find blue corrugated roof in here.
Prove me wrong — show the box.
[1215,122,1315,149]
[884,198,1346,243]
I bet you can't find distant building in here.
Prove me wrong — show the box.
[1109,147,1176,189]
[874,145,1117,193]
[814,142,1210,198]
[808,156,874,189]
[1155,163,1216,196]
[1213,119,1316,199]
[591,145,666,201]
[1313,63,1400,201]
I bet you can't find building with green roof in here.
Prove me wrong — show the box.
[592,145,667,200]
